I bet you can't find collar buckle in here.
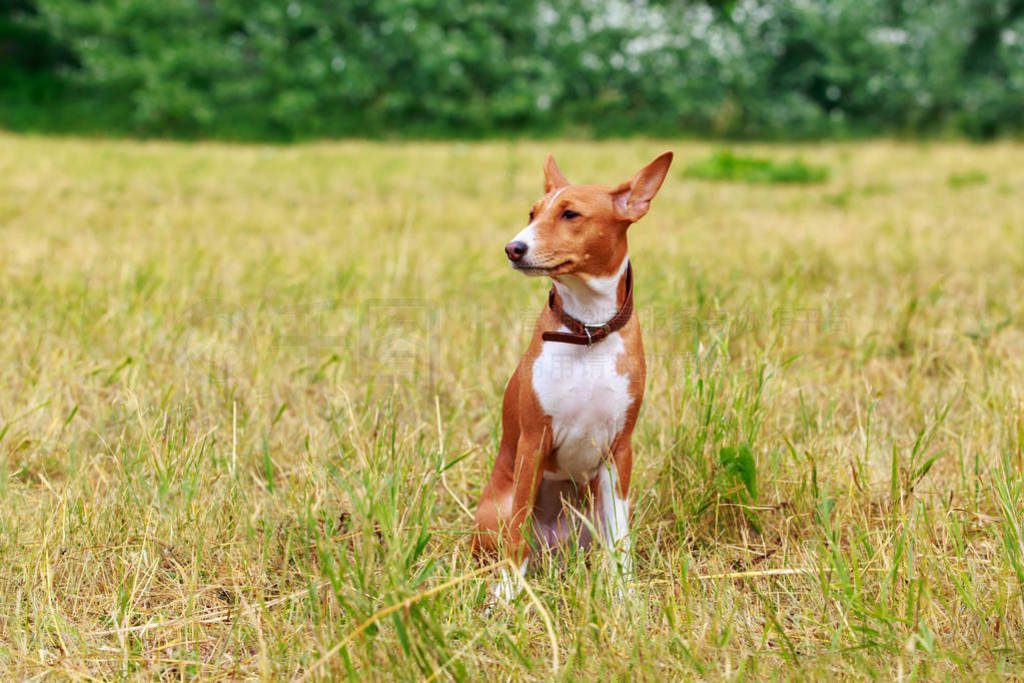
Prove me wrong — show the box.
[583,323,610,346]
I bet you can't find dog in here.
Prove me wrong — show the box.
[472,151,673,600]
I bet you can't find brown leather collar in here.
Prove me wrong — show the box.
[542,262,634,346]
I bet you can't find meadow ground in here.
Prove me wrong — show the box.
[1,134,1023,679]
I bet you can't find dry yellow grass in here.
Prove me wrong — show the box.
[1,133,1023,678]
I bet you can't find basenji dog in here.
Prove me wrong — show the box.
[472,151,673,601]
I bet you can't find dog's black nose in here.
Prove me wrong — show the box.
[505,241,528,262]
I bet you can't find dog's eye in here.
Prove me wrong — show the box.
[529,210,535,221]
[562,210,580,219]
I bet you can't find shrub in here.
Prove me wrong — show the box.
[947,170,988,188]
[683,150,830,184]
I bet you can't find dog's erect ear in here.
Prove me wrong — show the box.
[544,154,570,193]
[611,151,673,222]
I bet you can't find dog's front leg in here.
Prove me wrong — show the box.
[491,432,549,603]
[597,441,634,588]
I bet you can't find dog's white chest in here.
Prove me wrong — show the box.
[531,332,632,482]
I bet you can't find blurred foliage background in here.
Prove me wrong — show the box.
[1,0,1023,141]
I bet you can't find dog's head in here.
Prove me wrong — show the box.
[505,151,672,280]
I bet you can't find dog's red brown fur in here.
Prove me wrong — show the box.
[472,152,673,576]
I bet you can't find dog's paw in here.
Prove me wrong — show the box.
[610,567,636,602]
[612,578,636,603]
[489,566,523,605]
[483,559,528,612]
[608,551,635,603]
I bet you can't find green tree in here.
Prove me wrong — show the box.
[5,0,1024,139]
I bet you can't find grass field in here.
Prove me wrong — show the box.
[1,133,1024,679]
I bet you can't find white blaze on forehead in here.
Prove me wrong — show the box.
[511,187,569,249]
[545,186,568,210]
